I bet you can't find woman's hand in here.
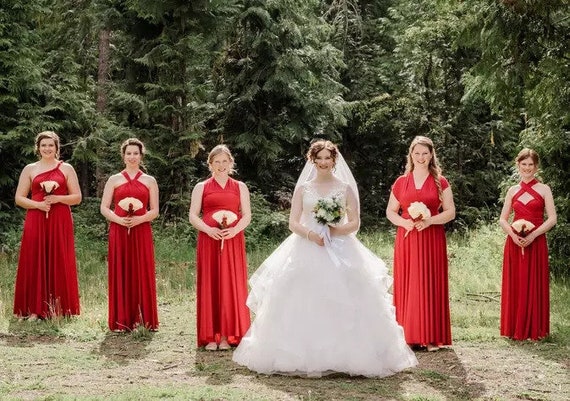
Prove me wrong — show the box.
[206,226,224,240]
[520,232,536,248]
[221,226,239,240]
[44,194,60,205]
[37,200,51,213]
[402,219,415,232]
[414,217,432,232]
[307,230,324,246]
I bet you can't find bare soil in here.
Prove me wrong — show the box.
[0,303,568,401]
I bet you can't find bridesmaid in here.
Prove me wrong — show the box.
[100,138,159,331]
[189,144,251,351]
[14,130,81,320]
[499,148,556,340]
[386,135,456,351]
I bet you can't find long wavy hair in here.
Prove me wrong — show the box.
[405,135,444,201]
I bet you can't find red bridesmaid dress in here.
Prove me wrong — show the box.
[501,179,549,340]
[13,161,81,318]
[107,171,158,331]
[196,177,251,346]
[391,173,452,346]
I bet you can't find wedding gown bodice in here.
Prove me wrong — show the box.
[300,181,348,230]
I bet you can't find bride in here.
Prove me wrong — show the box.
[232,139,418,377]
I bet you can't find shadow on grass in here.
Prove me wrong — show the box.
[2,316,74,346]
[94,330,155,365]
[193,347,487,400]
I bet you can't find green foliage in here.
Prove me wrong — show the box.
[246,191,289,249]
[0,0,568,281]
[214,0,347,195]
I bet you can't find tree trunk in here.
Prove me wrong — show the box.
[95,29,111,197]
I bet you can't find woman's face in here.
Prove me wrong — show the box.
[210,152,232,177]
[313,149,335,174]
[39,138,57,160]
[123,145,142,168]
[411,144,432,169]
[517,157,537,180]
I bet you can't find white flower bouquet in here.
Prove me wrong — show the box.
[212,210,238,250]
[118,197,143,234]
[39,180,60,218]
[511,219,535,256]
[312,196,345,226]
[405,201,431,237]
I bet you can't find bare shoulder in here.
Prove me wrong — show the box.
[508,184,520,195]
[21,162,37,174]
[106,172,125,186]
[535,181,552,196]
[60,162,78,175]
[140,173,157,186]
[237,180,249,192]
[192,180,206,195]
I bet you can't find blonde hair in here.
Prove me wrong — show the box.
[35,131,60,159]
[405,135,444,201]
[208,144,236,175]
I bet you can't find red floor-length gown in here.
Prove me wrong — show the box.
[196,177,251,346]
[501,179,549,340]
[107,171,158,331]
[14,161,80,318]
[391,173,452,346]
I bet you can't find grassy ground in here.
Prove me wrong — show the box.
[0,223,568,400]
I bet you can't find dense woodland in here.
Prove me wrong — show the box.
[0,0,568,276]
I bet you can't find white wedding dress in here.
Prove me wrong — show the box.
[232,181,418,377]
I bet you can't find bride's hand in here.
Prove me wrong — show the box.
[307,230,324,246]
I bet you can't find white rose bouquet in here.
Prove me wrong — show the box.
[405,201,431,237]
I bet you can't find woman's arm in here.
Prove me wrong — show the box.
[188,182,223,240]
[221,181,252,239]
[14,164,46,211]
[100,175,125,225]
[420,187,455,229]
[289,185,324,246]
[329,186,360,236]
[131,175,159,226]
[44,163,82,206]
[386,192,414,232]
[523,184,557,246]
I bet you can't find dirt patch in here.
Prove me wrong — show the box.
[0,304,568,400]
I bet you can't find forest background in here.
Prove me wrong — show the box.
[0,0,568,278]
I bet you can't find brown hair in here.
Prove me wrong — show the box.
[121,137,146,156]
[121,138,147,171]
[405,135,444,201]
[515,148,539,166]
[208,144,236,175]
[35,131,60,159]
[307,139,338,164]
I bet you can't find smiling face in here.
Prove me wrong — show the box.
[123,144,142,168]
[38,138,58,160]
[517,157,537,180]
[209,152,233,177]
[411,143,432,170]
[313,148,335,175]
